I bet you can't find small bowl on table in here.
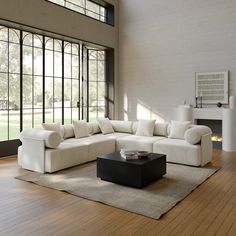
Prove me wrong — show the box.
[137,151,149,158]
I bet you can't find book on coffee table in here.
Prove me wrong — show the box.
[120,149,139,160]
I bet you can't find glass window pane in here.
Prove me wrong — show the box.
[45,38,53,50]
[23,33,33,46]
[34,48,43,75]
[89,107,97,122]
[72,80,79,107]
[9,29,20,43]
[66,2,84,13]
[34,35,42,48]
[64,108,71,124]
[0,73,8,102]
[45,108,53,123]
[51,0,64,6]
[54,78,62,107]
[86,1,100,14]
[98,61,105,81]
[0,27,8,41]
[98,107,105,119]
[45,77,53,108]
[23,46,33,74]
[0,110,8,141]
[64,53,71,78]
[9,110,20,139]
[89,50,97,60]
[34,109,43,127]
[0,41,8,72]
[34,76,43,108]
[64,79,71,107]
[9,43,20,73]
[54,108,62,123]
[72,44,79,55]
[9,74,20,109]
[89,82,97,106]
[72,55,79,79]
[23,109,32,130]
[45,50,53,76]
[54,40,62,52]
[23,75,32,109]
[64,43,71,54]
[98,82,105,106]
[72,108,79,121]
[54,52,62,77]
[89,60,97,81]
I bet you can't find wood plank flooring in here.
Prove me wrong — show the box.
[0,150,236,236]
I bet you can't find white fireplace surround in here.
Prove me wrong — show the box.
[176,106,236,152]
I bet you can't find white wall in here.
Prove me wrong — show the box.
[118,0,236,121]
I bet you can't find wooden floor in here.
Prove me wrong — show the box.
[0,150,236,236]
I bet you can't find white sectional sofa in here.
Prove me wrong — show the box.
[18,120,213,173]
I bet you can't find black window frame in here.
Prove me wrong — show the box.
[0,23,114,157]
[45,0,115,26]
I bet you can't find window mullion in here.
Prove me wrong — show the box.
[20,30,23,132]
[42,35,45,123]
[62,40,65,124]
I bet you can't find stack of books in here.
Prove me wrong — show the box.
[120,149,139,160]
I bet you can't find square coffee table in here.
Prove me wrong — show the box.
[97,151,166,188]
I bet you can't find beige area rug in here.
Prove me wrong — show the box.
[16,162,219,219]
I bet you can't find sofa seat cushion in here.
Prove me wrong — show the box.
[103,132,132,139]
[116,135,165,152]
[63,134,116,162]
[153,138,201,166]
[45,142,89,173]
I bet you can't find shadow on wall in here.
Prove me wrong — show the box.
[122,93,167,122]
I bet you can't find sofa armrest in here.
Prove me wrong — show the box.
[20,129,61,148]
[184,126,212,145]
[21,138,45,173]
[19,129,61,173]
[200,133,213,166]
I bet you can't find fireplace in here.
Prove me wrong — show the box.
[197,119,222,149]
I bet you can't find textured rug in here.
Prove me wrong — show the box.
[16,162,219,219]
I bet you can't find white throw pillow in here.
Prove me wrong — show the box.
[168,120,191,139]
[110,120,133,133]
[136,119,156,136]
[73,120,89,139]
[62,124,75,139]
[42,122,64,141]
[87,122,101,134]
[98,118,114,134]
[154,122,168,136]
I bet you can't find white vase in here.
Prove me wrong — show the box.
[229,96,236,109]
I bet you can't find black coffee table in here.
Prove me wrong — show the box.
[97,151,166,188]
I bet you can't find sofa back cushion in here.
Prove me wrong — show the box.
[87,122,101,135]
[63,124,75,139]
[168,120,191,139]
[73,120,90,138]
[110,120,133,133]
[154,122,168,137]
[132,121,138,134]
[136,119,156,137]
[98,118,114,134]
